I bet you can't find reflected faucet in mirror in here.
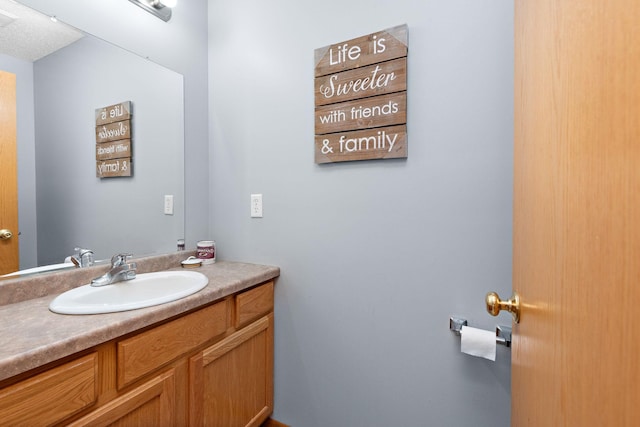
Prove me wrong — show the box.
[70,247,94,268]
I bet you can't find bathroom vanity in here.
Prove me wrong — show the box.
[0,253,279,426]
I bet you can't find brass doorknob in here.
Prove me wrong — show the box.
[486,291,520,323]
[0,229,13,240]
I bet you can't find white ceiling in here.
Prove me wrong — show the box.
[0,0,83,62]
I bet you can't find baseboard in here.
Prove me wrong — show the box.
[261,418,290,427]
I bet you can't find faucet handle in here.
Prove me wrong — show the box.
[111,253,133,267]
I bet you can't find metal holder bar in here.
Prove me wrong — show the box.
[449,316,512,347]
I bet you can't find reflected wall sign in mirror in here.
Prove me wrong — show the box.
[0,0,185,276]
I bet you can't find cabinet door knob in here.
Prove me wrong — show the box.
[0,229,13,240]
[486,291,520,323]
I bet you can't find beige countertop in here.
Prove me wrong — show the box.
[0,255,279,383]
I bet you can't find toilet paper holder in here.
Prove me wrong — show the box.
[449,317,512,348]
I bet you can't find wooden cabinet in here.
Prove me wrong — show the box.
[117,301,230,389]
[0,353,98,426]
[235,281,274,329]
[0,281,274,427]
[68,369,176,427]
[190,314,273,427]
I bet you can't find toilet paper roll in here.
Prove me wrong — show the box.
[460,325,496,361]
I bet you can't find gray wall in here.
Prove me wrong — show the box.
[13,0,514,425]
[0,54,37,268]
[21,0,210,249]
[208,1,514,426]
[33,36,184,264]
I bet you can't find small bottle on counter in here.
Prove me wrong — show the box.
[196,240,216,264]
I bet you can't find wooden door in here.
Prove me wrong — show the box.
[0,70,19,275]
[512,0,640,425]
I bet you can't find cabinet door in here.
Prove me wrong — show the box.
[117,300,229,389]
[68,369,175,427]
[189,314,273,427]
[0,353,98,426]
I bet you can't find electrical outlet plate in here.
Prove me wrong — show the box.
[250,194,263,218]
[164,195,174,215]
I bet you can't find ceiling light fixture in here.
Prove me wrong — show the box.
[128,0,176,22]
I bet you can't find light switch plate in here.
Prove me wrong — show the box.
[164,195,174,215]
[250,194,263,218]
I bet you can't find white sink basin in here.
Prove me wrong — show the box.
[49,271,209,315]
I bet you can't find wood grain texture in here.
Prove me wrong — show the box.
[96,158,132,178]
[0,70,19,275]
[0,353,97,426]
[314,24,408,77]
[191,314,274,427]
[117,301,229,388]
[314,125,407,164]
[0,282,276,426]
[235,281,274,329]
[188,353,205,427]
[97,343,118,405]
[96,140,132,161]
[261,419,290,427]
[314,58,407,107]
[513,0,640,425]
[68,369,175,427]
[315,92,406,135]
[95,101,132,126]
[95,120,131,143]
[206,315,270,364]
[313,26,408,165]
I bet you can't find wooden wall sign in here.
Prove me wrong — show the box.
[95,101,133,178]
[314,24,408,164]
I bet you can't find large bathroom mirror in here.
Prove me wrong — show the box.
[0,0,184,276]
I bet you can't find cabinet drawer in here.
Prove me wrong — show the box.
[0,353,98,426]
[117,300,229,388]
[235,281,274,329]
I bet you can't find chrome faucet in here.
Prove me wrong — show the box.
[71,247,94,267]
[90,253,137,287]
